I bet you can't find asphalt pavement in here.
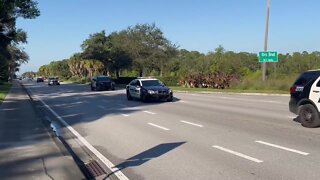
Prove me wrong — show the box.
[0,81,85,180]
[21,80,320,180]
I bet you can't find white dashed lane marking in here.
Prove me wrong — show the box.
[143,111,157,115]
[212,145,263,163]
[148,123,170,131]
[255,141,309,155]
[121,113,129,117]
[180,120,203,127]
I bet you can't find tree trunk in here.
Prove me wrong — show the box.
[116,69,120,79]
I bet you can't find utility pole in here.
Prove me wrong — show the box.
[262,0,270,81]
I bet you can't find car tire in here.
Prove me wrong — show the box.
[127,90,132,100]
[299,104,320,128]
[111,86,115,91]
[91,85,94,91]
[167,96,173,102]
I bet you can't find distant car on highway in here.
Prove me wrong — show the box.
[48,77,60,86]
[289,70,320,128]
[126,77,173,102]
[90,75,115,91]
[36,77,44,82]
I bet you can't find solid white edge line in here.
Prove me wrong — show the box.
[255,141,309,155]
[212,145,263,163]
[143,111,157,115]
[148,123,170,131]
[180,120,203,127]
[32,94,129,180]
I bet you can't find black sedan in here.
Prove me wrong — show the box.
[126,78,173,102]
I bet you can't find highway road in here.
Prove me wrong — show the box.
[22,80,320,180]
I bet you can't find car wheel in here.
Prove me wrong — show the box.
[91,85,94,91]
[111,86,115,91]
[127,90,132,100]
[299,104,320,128]
[167,96,173,102]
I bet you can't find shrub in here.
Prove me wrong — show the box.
[157,76,179,86]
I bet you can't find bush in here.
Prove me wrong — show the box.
[157,76,179,86]
[68,77,91,84]
[233,73,299,91]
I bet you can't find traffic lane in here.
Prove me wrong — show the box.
[110,98,320,180]
[78,99,320,180]
[143,93,320,151]
[23,83,320,179]
[26,87,263,179]
[150,93,295,126]
[175,91,289,102]
[68,106,269,180]
[23,83,271,179]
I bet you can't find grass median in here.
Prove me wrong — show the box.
[0,82,12,103]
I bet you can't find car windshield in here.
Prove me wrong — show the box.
[141,80,163,87]
[97,76,110,81]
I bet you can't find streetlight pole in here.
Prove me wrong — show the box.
[262,0,270,81]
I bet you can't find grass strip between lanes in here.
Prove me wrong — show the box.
[0,82,12,103]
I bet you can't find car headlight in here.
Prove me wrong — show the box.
[169,89,172,93]
[148,90,157,94]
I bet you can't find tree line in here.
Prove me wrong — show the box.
[37,22,320,88]
[0,0,40,81]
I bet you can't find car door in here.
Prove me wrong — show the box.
[129,80,138,98]
[309,76,320,111]
[134,80,142,98]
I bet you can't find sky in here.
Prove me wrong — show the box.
[16,0,320,73]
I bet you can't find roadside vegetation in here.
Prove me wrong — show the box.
[21,23,318,93]
[0,82,12,103]
[0,0,40,82]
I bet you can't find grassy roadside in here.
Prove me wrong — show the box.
[170,86,289,94]
[0,82,12,103]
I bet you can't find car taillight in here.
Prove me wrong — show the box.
[290,86,296,93]
[290,86,304,93]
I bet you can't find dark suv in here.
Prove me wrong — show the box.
[91,76,115,91]
[289,70,320,128]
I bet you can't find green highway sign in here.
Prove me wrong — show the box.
[259,51,278,62]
